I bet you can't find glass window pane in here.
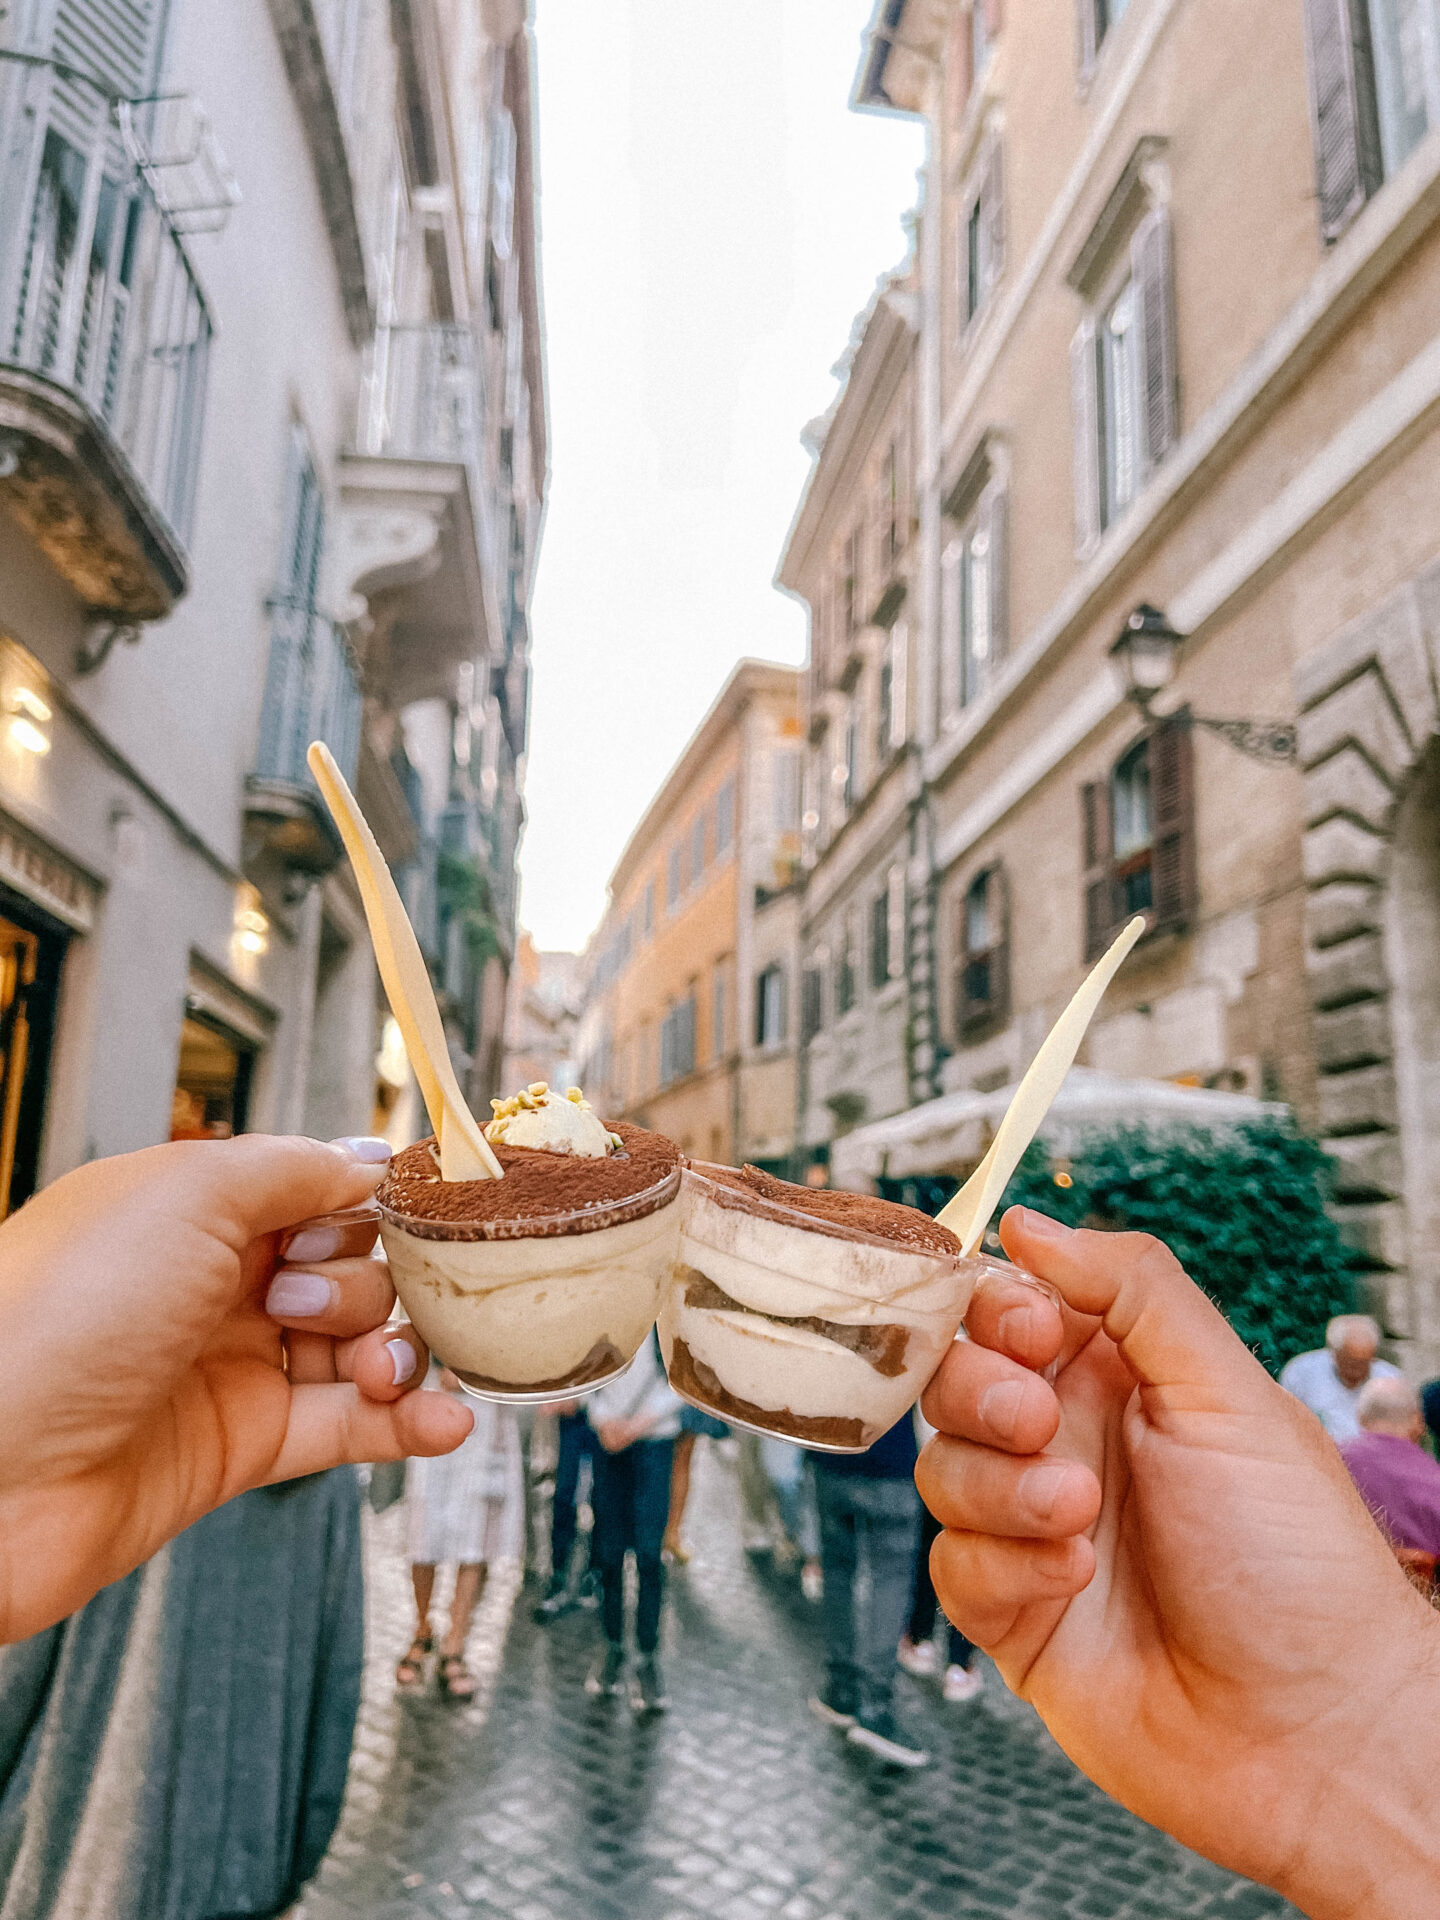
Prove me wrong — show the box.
[1112,743,1152,856]
[1369,0,1440,175]
[964,872,991,951]
[1101,279,1140,525]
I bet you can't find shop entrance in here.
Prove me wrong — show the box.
[170,1016,255,1141]
[0,894,66,1221]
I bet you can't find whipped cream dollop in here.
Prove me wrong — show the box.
[485,1082,619,1157]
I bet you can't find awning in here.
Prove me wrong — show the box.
[830,1067,1286,1189]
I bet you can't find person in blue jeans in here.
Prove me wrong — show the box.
[584,1336,681,1712]
[533,1404,595,1621]
[809,1413,928,1767]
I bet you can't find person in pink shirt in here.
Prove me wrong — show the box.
[1340,1375,1440,1559]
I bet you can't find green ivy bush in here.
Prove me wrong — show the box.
[994,1123,1357,1377]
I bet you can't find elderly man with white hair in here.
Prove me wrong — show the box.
[1278,1313,1402,1442]
[1339,1374,1440,1561]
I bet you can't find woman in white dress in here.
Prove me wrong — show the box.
[396,1366,524,1699]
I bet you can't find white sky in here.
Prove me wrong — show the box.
[518,0,925,954]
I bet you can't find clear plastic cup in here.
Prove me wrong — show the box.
[658,1166,1029,1452]
[377,1164,683,1404]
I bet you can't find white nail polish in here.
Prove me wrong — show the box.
[387,1337,416,1386]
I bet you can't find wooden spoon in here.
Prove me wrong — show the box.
[307,741,502,1181]
[939,915,1145,1255]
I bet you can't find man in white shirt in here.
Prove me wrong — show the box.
[1278,1314,1401,1443]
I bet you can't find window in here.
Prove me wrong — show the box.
[957,866,1009,1037]
[643,879,655,937]
[715,778,736,856]
[942,487,1007,713]
[887,623,908,750]
[842,718,857,813]
[961,139,1005,330]
[659,993,697,1086]
[666,843,683,910]
[755,964,787,1048]
[882,437,902,570]
[1077,0,1131,70]
[1302,0,1440,240]
[869,890,890,990]
[877,660,893,757]
[1081,714,1195,959]
[843,527,861,636]
[836,918,857,1017]
[691,812,706,884]
[1071,206,1178,553]
[712,960,728,1058]
[773,750,802,831]
[801,967,823,1043]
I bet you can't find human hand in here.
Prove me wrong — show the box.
[0,1134,474,1644]
[918,1208,1440,1920]
[594,1415,648,1453]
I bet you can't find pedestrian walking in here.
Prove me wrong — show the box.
[1278,1314,1401,1442]
[398,1367,524,1700]
[1339,1376,1440,1579]
[808,1413,929,1767]
[664,1400,730,1564]
[584,1335,681,1712]
[534,1401,597,1620]
[899,1503,982,1702]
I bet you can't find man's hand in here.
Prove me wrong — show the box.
[594,1414,651,1453]
[919,1208,1440,1920]
[0,1134,473,1643]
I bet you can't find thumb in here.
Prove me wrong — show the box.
[173,1133,392,1249]
[998,1208,1276,1412]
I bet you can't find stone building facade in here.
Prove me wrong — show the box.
[0,0,545,1215]
[577,660,803,1171]
[776,0,1440,1369]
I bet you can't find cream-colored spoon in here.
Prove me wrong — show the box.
[308,741,502,1181]
[939,915,1145,1255]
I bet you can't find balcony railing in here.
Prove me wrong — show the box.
[247,598,362,874]
[356,322,479,464]
[0,53,212,572]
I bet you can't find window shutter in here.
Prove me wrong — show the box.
[983,137,1005,295]
[991,864,1011,1027]
[1150,712,1196,930]
[1133,207,1179,472]
[1301,0,1381,243]
[1069,319,1101,556]
[986,486,1009,663]
[1081,779,1115,961]
[1075,0,1098,75]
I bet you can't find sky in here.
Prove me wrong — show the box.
[517,0,925,953]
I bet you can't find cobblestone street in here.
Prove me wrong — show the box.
[300,1444,1295,1920]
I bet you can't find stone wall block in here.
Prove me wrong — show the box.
[1313,999,1391,1073]
[1321,1130,1403,1201]
[1305,880,1382,950]
[1306,929,1386,1008]
[1302,745,1396,831]
[1296,668,1411,786]
[1370,586,1438,747]
[1331,1200,1408,1279]
[1317,1063,1398,1136]
[1301,815,1389,887]
[1409,552,1440,708]
[1296,606,1384,713]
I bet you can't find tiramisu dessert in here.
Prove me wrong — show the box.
[658,1164,971,1452]
[377,1084,682,1403]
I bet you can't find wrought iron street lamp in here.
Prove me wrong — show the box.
[1109,604,1297,765]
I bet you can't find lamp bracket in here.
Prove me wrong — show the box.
[1193,715,1298,765]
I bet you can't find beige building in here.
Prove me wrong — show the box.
[0,0,545,1216]
[781,0,1440,1368]
[578,660,803,1171]
[501,931,581,1094]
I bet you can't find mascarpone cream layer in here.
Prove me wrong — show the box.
[382,1197,680,1387]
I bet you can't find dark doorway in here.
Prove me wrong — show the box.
[0,887,67,1221]
[171,1016,255,1140]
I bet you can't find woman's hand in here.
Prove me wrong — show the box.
[918,1208,1440,1920]
[0,1134,473,1644]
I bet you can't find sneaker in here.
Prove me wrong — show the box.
[631,1656,669,1713]
[808,1688,858,1731]
[896,1635,939,1678]
[584,1644,627,1697]
[942,1663,983,1704]
[532,1583,571,1624]
[575,1571,601,1612]
[846,1715,929,1768]
[800,1560,824,1604]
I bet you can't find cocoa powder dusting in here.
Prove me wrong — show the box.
[380,1121,681,1232]
[690,1162,959,1256]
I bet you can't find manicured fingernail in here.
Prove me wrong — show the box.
[1018,1209,1070,1239]
[266,1271,336,1318]
[387,1337,417,1386]
[1020,1461,1070,1518]
[978,1379,1026,1440]
[333,1136,393,1164]
[998,1305,1037,1353]
[280,1225,342,1263]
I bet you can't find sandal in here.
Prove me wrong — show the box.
[438,1654,476,1701]
[395,1634,433,1689]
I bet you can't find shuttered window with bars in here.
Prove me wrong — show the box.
[960,134,1005,332]
[1076,0,1131,74]
[1301,0,1439,242]
[1080,714,1195,960]
[957,865,1009,1038]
